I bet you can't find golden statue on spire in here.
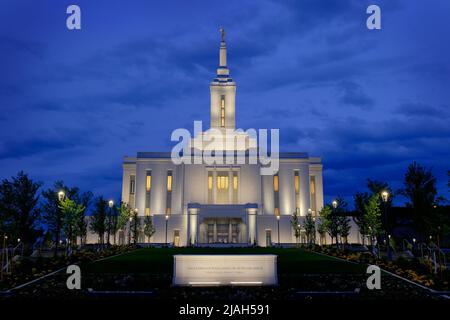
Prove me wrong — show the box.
[219,26,225,42]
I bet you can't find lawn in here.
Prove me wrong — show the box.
[85,247,366,275]
[9,247,438,300]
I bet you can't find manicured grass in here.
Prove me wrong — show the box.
[85,247,366,275]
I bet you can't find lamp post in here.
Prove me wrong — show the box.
[332,200,338,249]
[128,217,132,244]
[165,214,169,246]
[107,200,114,246]
[55,190,65,257]
[276,215,280,246]
[381,190,391,260]
[133,208,138,244]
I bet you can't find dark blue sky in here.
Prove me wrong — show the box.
[1,0,449,206]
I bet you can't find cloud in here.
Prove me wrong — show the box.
[338,81,374,109]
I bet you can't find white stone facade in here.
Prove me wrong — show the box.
[86,31,361,246]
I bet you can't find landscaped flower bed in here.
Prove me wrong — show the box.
[311,245,450,291]
[0,244,137,291]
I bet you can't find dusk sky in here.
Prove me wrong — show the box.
[1,0,449,206]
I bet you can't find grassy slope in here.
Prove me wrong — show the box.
[85,247,366,275]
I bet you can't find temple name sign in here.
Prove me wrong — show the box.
[173,255,278,286]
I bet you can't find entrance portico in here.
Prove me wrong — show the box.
[187,203,257,246]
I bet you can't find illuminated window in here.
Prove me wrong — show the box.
[145,171,151,214]
[208,172,213,204]
[294,171,300,213]
[208,175,213,190]
[167,172,172,192]
[273,175,279,192]
[217,175,229,189]
[274,173,280,215]
[166,170,173,213]
[146,175,152,192]
[232,172,238,204]
[220,95,225,127]
[310,176,316,215]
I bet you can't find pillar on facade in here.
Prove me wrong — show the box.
[187,203,200,246]
[246,204,257,245]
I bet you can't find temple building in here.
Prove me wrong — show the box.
[88,30,361,246]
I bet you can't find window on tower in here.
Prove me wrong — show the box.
[220,95,225,127]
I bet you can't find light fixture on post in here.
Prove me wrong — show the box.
[58,190,65,202]
[106,200,114,245]
[165,214,170,246]
[381,190,391,260]
[276,215,280,247]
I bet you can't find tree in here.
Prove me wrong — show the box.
[338,216,351,245]
[319,205,339,247]
[131,209,140,244]
[71,191,92,245]
[0,171,42,253]
[317,218,327,245]
[90,197,107,245]
[42,181,81,256]
[59,198,85,253]
[109,205,119,244]
[290,211,301,244]
[117,202,133,244]
[303,212,316,245]
[364,194,383,246]
[353,192,370,244]
[400,161,438,238]
[143,215,155,243]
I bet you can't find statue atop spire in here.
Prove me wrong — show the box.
[219,26,225,42]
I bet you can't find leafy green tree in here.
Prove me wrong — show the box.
[90,197,107,244]
[131,208,140,244]
[144,215,156,242]
[319,205,339,247]
[303,212,316,245]
[290,211,301,244]
[339,216,351,244]
[117,202,133,244]
[400,161,438,238]
[0,171,42,253]
[59,198,85,253]
[109,205,119,244]
[317,218,327,245]
[353,192,370,244]
[364,194,383,246]
[71,191,92,245]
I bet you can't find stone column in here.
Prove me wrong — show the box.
[228,219,232,243]
[247,208,257,245]
[228,171,233,204]
[188,208,198,246]
[213,171,217,204]
[213,221,217,243]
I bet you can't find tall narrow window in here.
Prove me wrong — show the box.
[129,175,135,195]
[220,95,225,127]
[294,171,300,214]
[274,174,280,216]
[129,175,136,208]
[232,172,238,203]
[208,172,213,204]
[216,172,229,204]
[166,170,173,214]
[145,171,152,215]
[310,176,316,216]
